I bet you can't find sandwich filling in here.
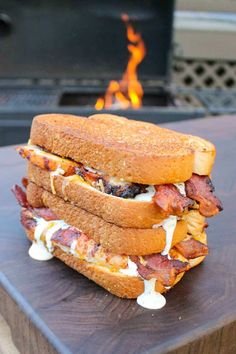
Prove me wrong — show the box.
[13,185,208,283]
[17,144,223,218]
[13,184,209,309]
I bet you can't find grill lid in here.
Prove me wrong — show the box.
[0,0,174,86]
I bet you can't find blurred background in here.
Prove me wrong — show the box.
[0,0,236,146]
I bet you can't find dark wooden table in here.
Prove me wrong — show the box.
[0,116,236,354]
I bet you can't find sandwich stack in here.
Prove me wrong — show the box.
[13,114,222,309]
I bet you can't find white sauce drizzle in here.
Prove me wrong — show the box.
[29,219,68,261]
[137,279,166,310]
[134,185,155,202]
[30,216,169,310]
[29,242,53,261]
[70,239,78,256]
[49,167,65,194]
[29,219,53,261]
[62,178,69,200]
[120,258,138,276]
[174,182,186,196]
[161,215,177,259]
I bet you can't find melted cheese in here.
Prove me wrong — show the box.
[134,185,155,202]
[120,258,138,276]
[137,278,166,309]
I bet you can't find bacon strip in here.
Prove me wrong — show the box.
[12,184,29,208]
[21,209,37,230]
[52,228,81,248]
[174,237,208,259]
[34,207,58,221]
[12,184,58,221]
[131,254,189,286]
[153,184,194,217]
[185,174,223,217]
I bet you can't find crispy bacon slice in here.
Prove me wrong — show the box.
[185,174,223,217]
[12,184,58,221]
[131,254,189,286]
[34,208,58,221]
[153,184,194,217]
[174,237,208,259]
[17,145,77,176]
[21,209,37,230]
[12,184,29,208]
[52,228,81,248]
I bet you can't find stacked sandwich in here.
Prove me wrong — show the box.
[13,114,222,309]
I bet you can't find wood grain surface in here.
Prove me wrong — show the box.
[0,116,236,354]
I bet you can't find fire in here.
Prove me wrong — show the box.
[95,14,146,110]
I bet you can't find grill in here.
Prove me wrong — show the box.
[0,0,233,146]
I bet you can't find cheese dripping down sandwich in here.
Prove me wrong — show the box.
[13,113,222,310]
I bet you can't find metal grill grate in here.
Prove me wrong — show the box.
[0,88,59,107]
[172,58,236,89]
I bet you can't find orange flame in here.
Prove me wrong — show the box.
[95,14,146,110]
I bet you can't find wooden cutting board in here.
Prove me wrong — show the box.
[1,116,236,354]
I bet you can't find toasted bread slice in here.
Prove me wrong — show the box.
[26,182,187,256]
[30,114,215,184]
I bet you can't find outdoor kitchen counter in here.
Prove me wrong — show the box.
[0,115,236,354]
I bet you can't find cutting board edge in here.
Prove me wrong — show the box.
[0,272,72,354]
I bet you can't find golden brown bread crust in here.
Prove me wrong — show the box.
[30,113,216,184]
[24,228,185,298]
[26,182,188,256]
[28,162,173,228]
[30,114,196,184]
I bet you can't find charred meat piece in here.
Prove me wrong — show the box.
[185,174,223,217]
[76,166,148,198]
[153,184,194,217]
[131,254,189,286]
[102,180,147,198]
[174,237,208,259]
